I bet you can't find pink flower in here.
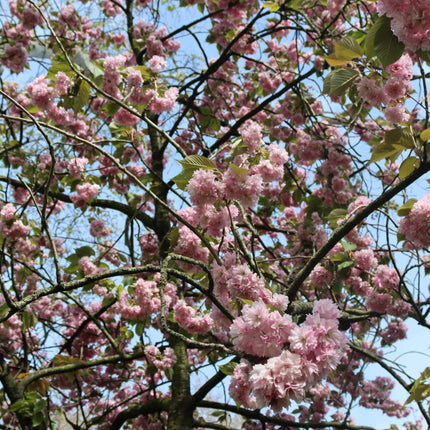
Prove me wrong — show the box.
[366,291,392,313]
[55,72,73,95]
[222,168,263,208]
[149,55,166,73]
[385,105,410,124]
[230,301,295,357]
[373,265,399,291]
[173,300,214,334]
[59,4,80,28]
[27,75,56,110]
[68,157,88,178]
[70,183,100,208]
[90,219,110,237]
[354,249,378,271]
[2,43,28,73]
[149,87,178,113]
[144,345,176,370]
[380,319,407,344]
[398,193,430,248]
[113,107,140,126]
[187,169,221,205]
[240,120,263,153]
[1,203,17,221]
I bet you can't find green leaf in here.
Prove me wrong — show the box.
[172,169,195,190]
[342,241,357,252]
[73,80,90,113]
[399,156,419,179]
[417,49,430,63]
[179,155,216,171]
[263,1,280,11]
[327,208,347,228]
[334,36,363,60]
[76,246,96,258]
[338,261,354,270]
[365,16,385,58]
[370,143,402,163]
[74,49,104,81]
[397,198,417,216]
[324,69,359,96]
[385,127,414,149]
[32,412,44,427]
[373,15,405,67]
[103,101,121,117]
[219,361,238,376]
[420,128,430,141]
[22,311,38,331]
[229,163,249,177]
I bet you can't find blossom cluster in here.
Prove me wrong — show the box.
[378,0,430,52]
[229,299,348,412]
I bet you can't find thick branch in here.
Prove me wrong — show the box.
[197,400,376,430]
[287,160,430,302]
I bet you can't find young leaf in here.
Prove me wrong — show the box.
[399,156,419,179]
[370,143,402,163]
[397,199,417,217]
[73,80,91,113]
[172,169,195,190]
[420,128,430,141]
[326,69,359,96]
[334,36,363,60]
[219,361,238,375]
[179,155,216,171]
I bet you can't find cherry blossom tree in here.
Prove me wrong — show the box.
[0,0,429,429]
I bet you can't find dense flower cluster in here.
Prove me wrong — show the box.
[230,299,348,411]
[378,0,430,52]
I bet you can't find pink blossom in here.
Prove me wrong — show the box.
[21,6,43,30]
[230,301,295,357]
[366,291,392,313]
[249,351,306,411]
[79,256,106,276]
[68,157,88,178]
[149,87,178,113]
[27,75,56,110]
[381,2,430,52]
[149,55,166,73]
[348,196,371,214]
[240,120,263,152]
[222,168,263,208]
[2,43,28,73]
[113,107,140,126]
[380,319,407,344]
[229,360,257,409]
[1,203,17,221]
[354,249,378,271]
[383,78,411,100]
[70,183,100,208]
[373,265,399,291]
[90,219,110,237]
[187,169,221,205]
[59,4,80,29]
[55,72,73,95]
[309,265,333,287]
[173,300,214,334]
[398,193,430,248]
[144,345,176,370]
[385,104,410,124]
